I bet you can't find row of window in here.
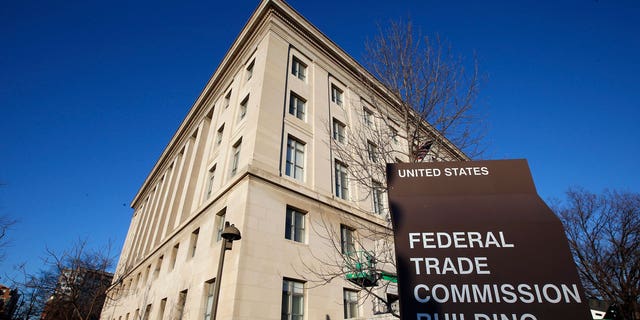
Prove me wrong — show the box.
[289,55,393,213]
[291,54,395,138]
[284,205,357,256]
[129,54,256,263]
[115,278,358,320]
[201,57,259,201]
[284,135,386,214]
[282,279,359,320]
[205,137,242,200]
[121,209,227,297]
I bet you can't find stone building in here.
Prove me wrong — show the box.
[100,1,465,319]
[0,285,19,320]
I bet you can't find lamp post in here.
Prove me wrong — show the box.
[210,221,241,320]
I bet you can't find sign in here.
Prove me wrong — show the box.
[386,160,591,320]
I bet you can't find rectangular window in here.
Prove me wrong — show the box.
[332,119,346,143]
[215,208,227,242]
[142,304,151,320]
[144,265,150,283]
[335,161,348,200]
[224,90,231,108]
[285,207,306,243]
[170,243,179,270]
[288,92,306,120]
[154,255,163,278]
[344,289,359,319]
[134,272,141,290]
[216,124,224,146]
[291,57,307,81]
[390,126,398,143]
[230,139,242,176]
[239,94,249,120]
[246,60,255,80]
[177,289,188,320]
[340,225,355,255]
[190,228,199,258]
[206,165,216,199]
[367,141,377,162]
[363,108,374,126]
[331,85,343,106]
[152,259,162,279]
[281,279,304,320]
[285,136,305,181]
[158,298,167,320]
[204,279,215,320]
[372,181,384,215]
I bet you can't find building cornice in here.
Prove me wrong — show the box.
[131,0,467,208]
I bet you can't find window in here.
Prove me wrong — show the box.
[215,208,226,242]
[363,108,374,126]
[331,85,343,106]
[332,119,345,143]
[390,126,398,143]
[285,207,305,243]
[216,124,224,145]
[158,298,167,320]
[230,139,242,176]
[223,90,231,108]
[285,137,305,181]
[190,228,199,258]
[177,289,188,320]
[344,289,359,319]
[239,94,249,120]
[206,165,216,199]
[335,161,348,200]
[281,279,304,320]
[128,278,134,295]
[154,255,163,278]
[134,272,141,290]
[142,304,151,320]
[170,243,179,270]
[204,279,215,320]
[372,181,384,215]
[291,57,307,81]
[367,141,377,162]
[288,92,306,120]
[340,225,355,254]
[246,60,255,80]
[144,265,150,283]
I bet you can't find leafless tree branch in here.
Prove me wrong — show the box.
[554,188,640,320]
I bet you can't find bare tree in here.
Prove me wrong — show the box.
[364,20,482,159]
[0,214,16,262]
[300,211,400,317]
[1,182,18,263]
[307,20,482,318]
[554,188,640,320]
[10,239,115,320]
[331,19,480,197]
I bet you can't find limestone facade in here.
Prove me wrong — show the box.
[100,1,465,319]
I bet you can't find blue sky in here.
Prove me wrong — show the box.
[1,0,639,277]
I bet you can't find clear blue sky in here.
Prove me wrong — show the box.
[1,0,639,278]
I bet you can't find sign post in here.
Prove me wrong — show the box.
[386,159,591,320]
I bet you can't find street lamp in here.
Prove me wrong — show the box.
[210,221,241,320]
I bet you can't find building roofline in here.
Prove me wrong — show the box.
[131,0,467,208]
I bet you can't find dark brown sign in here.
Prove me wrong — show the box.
[386,159,591,320]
